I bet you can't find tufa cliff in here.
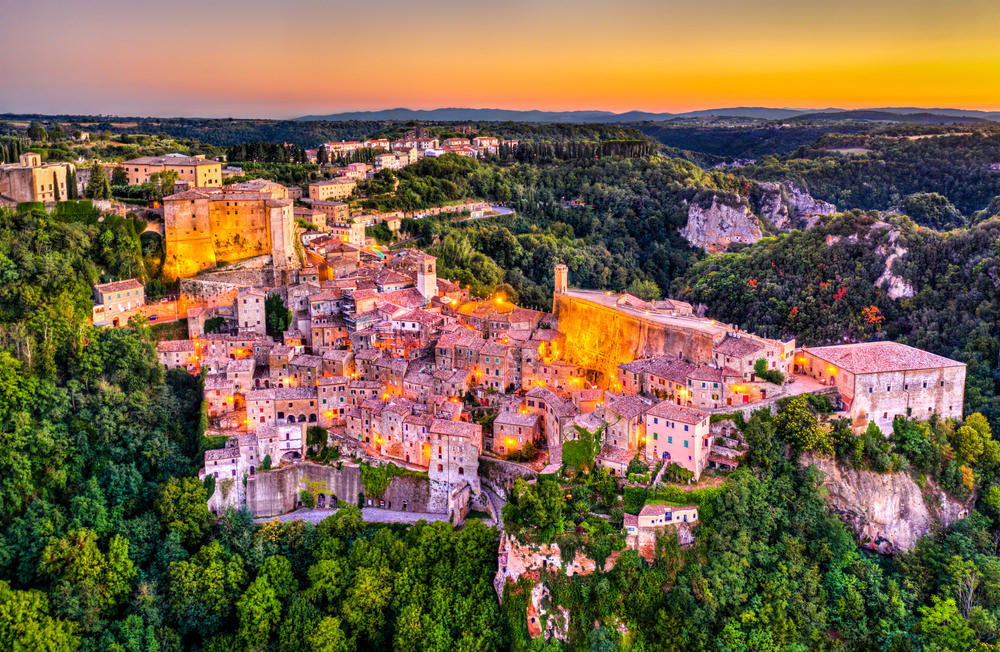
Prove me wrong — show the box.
[681,195,762,253]
[680,182,835,252]
[805,453,971,553]
[756,181,837,230]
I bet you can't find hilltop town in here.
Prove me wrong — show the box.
[54,154,954,542]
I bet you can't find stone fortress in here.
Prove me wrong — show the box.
[162,179,299,281]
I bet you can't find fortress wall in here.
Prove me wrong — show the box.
[209,201,272,264]
[553,294,718,381]
[244,462,435,517]
[165,197,215,280]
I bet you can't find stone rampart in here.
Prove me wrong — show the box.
[553,293,718,381]
[243,462,434,517]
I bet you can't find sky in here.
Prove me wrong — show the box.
[1,0,999,118]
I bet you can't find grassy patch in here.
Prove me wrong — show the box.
[149,318,188,342]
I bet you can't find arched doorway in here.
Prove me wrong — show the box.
[316,494,326,508]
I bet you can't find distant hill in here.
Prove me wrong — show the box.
[296,106,1000,124]
[786,110,997,125]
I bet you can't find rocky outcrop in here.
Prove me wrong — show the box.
[681,195,762,253]
[805,454,971,553]
[757,182,836,230]
[874,228,915,299]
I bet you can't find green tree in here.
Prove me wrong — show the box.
[918,596,976,651]
[308,616,349,652]
[774,395,828,454]
[265,293,292,337]
[111,166,129,187]
[27,121,47,141]
[0,581,80,651]
[236,575,282,649]
[39,530,136,629]
[154,477,213,545]
[86,164,112,200]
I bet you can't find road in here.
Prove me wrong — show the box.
[257,506,450,525]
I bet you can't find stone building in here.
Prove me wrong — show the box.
[92,279,145,326]
[121,154,222,187]
[162,185,298,280]
[0,153,76,204]
[236,287,268,335]
[797,342,966,433]
[308,177,356,201]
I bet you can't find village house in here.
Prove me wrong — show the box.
[92,278,145,326]
[0,152,76,204]
[308,177,357,201]
[643,401,712,479]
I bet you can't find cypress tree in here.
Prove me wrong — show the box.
[53,171,60,202]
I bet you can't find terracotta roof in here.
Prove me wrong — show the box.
[126,155,218,167]
[646,401,710,425]
[714,335,765,359]
[605,394,653,420]
[157,339,195,353]
[96,278,143,294]
[495,411,540,428]
[597,445,634,465]
[805,342,965,374]
[273,386,318,400]
[430,419,479,438]
[290,354,323,368]
[205,447,240,461]
[317,375,350,386]
[687,366,723,383]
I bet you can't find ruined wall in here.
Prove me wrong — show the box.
[478,457,538,500]
[242,462,435,517]
[553,293,717,381]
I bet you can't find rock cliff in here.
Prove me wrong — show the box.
[681,195,762,253]
[757,182,837,230]
[804,454,971,553]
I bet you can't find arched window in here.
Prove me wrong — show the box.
[458,467,464,475]
[437,464,443,472]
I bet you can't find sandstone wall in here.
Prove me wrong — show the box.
[553,293,717,381]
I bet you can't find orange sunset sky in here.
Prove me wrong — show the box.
[2,0,999,117]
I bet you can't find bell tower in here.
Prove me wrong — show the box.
[417,254,437,303]
[554,263,568,295]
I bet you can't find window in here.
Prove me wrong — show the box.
[653,432,658,441]
[887,385,891,392]
[684,440,689,448]
[667,436,672,444]
[684,425,689,431]
[653,417,658,424]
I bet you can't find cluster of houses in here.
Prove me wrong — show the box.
[85,166,965,525]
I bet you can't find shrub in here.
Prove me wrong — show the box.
[260,455,272,471]
[300,490,315,509]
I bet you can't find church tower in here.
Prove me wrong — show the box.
[417,254,437,303]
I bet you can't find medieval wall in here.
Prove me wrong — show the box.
[553,293,718,381]
[241,462,436,517]
[209,200,272,265]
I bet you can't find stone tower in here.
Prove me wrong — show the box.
[417,254,437,303]
[554,263,568,295]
